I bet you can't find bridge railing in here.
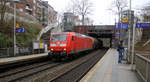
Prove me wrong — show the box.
[135,53,150,82]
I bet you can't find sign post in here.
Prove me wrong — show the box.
[13,2,17,56]
[128,0,132,69]
[12,0,20,56]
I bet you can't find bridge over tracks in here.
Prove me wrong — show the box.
[74,25,115,48]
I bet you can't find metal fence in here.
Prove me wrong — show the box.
[0,47,45,58]
[0,48,14,57]
[135,54,150,82]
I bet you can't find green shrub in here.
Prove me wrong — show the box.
[0,33,13,48]
[0,20,42,47]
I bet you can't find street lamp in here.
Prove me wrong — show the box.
[127,0,131,63]
[128,0,135,70]
[11,0,20,56]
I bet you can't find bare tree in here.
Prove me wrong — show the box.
[0,0,8,27]
[69,0,93,25]
[109,0,128,22]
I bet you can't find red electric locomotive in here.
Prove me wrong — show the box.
[48,32,98,60]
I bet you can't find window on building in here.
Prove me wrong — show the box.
[33,0,36,4]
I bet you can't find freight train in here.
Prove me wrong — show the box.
[48,32,102,60]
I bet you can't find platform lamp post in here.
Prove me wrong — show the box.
[129,0,135,70]
[128,0,134,69]
[11,0,20,56]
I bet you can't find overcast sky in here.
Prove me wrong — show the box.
[46,0,150,25]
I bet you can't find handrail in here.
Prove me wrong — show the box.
[135,53,150,82]
[136,53,150,63]
[37,24,56,40]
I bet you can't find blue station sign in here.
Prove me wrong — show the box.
[16,28,25,33]
[115,22,150,29]
[115,33,125,37]
[115,23,128,30]
[136,23,150,28]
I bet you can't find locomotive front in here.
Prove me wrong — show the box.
[48,33,68,58]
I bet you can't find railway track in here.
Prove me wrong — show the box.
[50,49,107,82]
[32,49,107,82]
[0,49,107,82]
[0,61,61,82]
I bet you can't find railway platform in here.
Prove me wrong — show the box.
[80,49,141,82]
[0,53,48,65]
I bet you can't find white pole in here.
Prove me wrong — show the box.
[128,0,131,63]
[118,9,121,40]
[131,19,135,70]
[14,2,16,56]
[48,6,50,26]
[128,26,131,61]
[128,28,131,61]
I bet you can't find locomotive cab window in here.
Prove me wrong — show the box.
[51,34,67,41]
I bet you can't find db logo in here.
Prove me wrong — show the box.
[56,42,60,46]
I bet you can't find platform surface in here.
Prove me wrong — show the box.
[0,53,48,65]
[80,49,141,82]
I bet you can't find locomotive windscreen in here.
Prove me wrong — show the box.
[51,34,67,41]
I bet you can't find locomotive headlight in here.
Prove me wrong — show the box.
[51,49,54,51]
[64,48,66,51]
[60,44,66,47]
